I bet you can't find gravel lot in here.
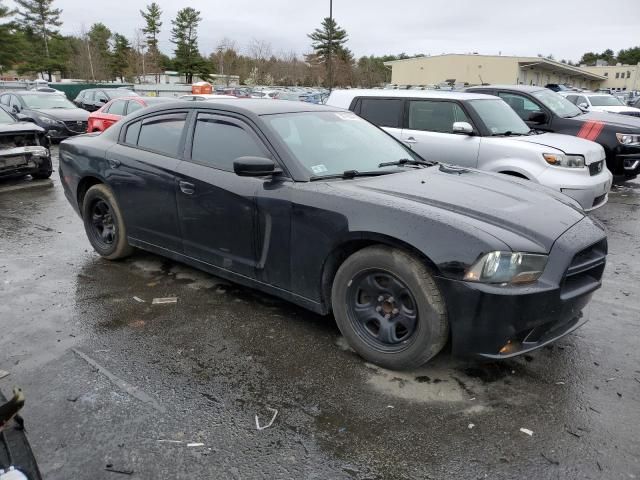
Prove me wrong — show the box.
[1,147,639,479]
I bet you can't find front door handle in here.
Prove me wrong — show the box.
[179,181,195,195]
[404,137,417,144]
[108,158,121,168]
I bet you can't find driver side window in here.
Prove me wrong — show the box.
[498,93,542,121]
[95,92,108,104]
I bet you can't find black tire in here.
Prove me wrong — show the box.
[82,183,133,260]
[31,169,52,179]
[331,245,448,370]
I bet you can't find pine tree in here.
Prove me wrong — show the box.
[0,1,23,73]
[308,17,349,87]
[88,22,112,80]
[111,33,131,82]
[170,7,205,84]
[140,2,162,81]
[14,0,62,80]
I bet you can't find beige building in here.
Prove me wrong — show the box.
[580,63,640,91]
[384,54,606,90]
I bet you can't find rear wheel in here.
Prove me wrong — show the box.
[331,245,448,370]
[82,184,133,260]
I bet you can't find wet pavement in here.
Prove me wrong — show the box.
[1,148,639,479]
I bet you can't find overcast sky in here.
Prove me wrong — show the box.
[10,0,640,61]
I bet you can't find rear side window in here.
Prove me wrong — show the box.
[357,98,403,128]
[75,91,85,101]
[84,91,95,102]
[106,99,127,116]
[127,101,143,114]
[136,113,187,157]
[124,121,141,145]
[191,113,267,171]
[407,100,471,133]
[565,95,578,104]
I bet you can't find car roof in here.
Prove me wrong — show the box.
[467,84,547,93]
[10,90,60,96]
[328,88,495,103]
[137,98,343,118]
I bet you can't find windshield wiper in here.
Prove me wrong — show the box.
[309,170,397,181]
[490,131,527,137]
[378,158,436,168]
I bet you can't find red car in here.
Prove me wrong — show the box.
[87,96,174,132]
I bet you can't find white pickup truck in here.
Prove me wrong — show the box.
[327,89,613,211]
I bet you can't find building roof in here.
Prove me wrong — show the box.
[384,54,606,81]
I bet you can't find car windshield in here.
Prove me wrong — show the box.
[263,111,420,177]
[105,89,138,98]
[589,95,624,107]
[21,94,76,109]
[532,89,582,118]
[468,99,531,135]
[0,108,15,124]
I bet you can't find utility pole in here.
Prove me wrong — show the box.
[327,0,333,91]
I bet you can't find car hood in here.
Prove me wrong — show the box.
[590,106,640,114]
[28,108,89,121]
[0,122,45,134]
[510,132,605,164]
[329,165,585,252]
[574,110,640,131]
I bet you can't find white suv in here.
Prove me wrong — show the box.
[560,92,640,117]
[327,89,612,211]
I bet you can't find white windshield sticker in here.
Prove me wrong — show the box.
[311,164,328,174]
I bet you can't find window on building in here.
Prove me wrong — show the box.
[627,71,631,79]
[615,72,620,79]
[604,72,608,77]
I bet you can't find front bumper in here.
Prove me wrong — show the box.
[537,165,612,211]
[436,217,606,358]
[0,146,52,178]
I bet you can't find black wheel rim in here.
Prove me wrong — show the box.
[88,198,116,249]
[346,270,419,353]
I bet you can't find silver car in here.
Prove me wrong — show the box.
[327,89,612,211]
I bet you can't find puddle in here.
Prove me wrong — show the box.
[365,363,468,402]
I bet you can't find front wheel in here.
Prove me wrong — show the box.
[331,246,449,370]
[82,184,133,260]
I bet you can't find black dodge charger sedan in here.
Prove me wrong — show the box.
[59,100,607,370]
[466,85,640,179]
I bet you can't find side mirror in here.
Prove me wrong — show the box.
[528,111,548,124]
[11,105,20,113]
[452,121,473,135]
[233,156,280,177]
[16,113,35,123]
[578,103,589,109]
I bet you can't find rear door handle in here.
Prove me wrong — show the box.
[404,137,417,144]
[108,159,121,168]
[179,181,195,195]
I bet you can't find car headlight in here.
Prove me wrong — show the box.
[464,252,548,285]
[36,114,61,126]
[543,153,585,168]
[615,133,640,146]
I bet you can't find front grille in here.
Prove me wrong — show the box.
[64,120,87,133]
[561,239,607,300]
[588,160,605,176]
[618,111,640,117]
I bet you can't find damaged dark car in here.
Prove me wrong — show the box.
[59,100,607,370]
[0,106,52,180]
